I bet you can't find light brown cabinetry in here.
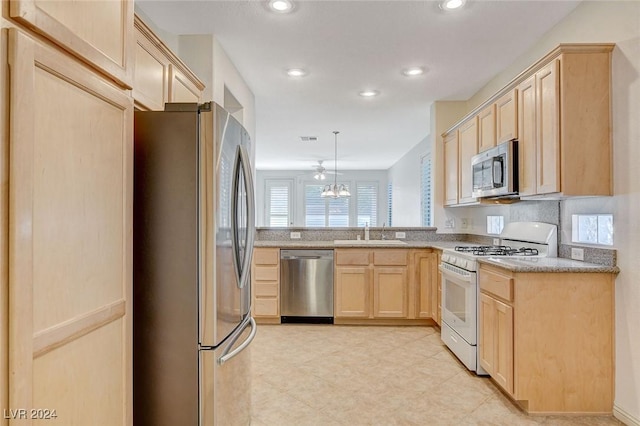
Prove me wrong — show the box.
[443,131,459,206]
[517,46,614,197]
[478,267,514,394]
[478,263,615,414]
[6,28,133,425]
[132,15,204,111]
[443,44,613,204]
[334,249,410,322]
[495,89,518,143]
[251,248,281,322]
[478,104,496,152]
[7,0,134,87]
[413,250,437,320]
[458,117,478,205]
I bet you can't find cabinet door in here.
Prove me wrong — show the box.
[436,252,442,326]
[478,293,495,375]
[478,104,496,152]
[133,23,169,111]
[443,132,459,206]
[373,267,408,318]
[170,65,201,103]
[494,299,514,395]
[9,0,134,87]
[458,117,478,204]
[335,267,370,318]
[7,29,133,424]
[414,252,435,319]
[536,60,561,195]
[496,89,518,143]
[517,75,537,197]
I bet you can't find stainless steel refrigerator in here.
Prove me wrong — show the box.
[133,102,256,425]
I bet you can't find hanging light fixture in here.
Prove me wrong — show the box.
[321,131,351,198]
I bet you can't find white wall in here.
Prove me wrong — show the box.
[256,170,388,227]
[387,136,429,226]
[178,36,256,146]
[441,2,640,422]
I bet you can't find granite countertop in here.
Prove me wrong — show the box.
[478,257,620,274]
[254,240,619,273]
[253,240,475,250]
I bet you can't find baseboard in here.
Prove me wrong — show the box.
[614,404,640,426]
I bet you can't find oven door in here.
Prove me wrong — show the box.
[439,262,477,345]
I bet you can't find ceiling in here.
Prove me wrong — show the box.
[136,0,581,171]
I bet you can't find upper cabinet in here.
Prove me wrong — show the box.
[458,117,479,205]
[7,0,135,88]
[495,89,518,144]
[519,50,613,198]
[442,44,614,206]
[133,16,205,111]
[477,104,496,153]
[443,131,459,206]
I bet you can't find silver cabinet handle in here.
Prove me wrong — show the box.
[218,317,257,366]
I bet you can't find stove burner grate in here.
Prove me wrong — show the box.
[455,245,539,256]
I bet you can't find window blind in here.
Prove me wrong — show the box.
[356,182,378,227]
[387,181,393,227]
[265,179,293,227]
[421,153,432,227]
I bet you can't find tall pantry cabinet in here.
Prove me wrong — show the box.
[2,0,135,424]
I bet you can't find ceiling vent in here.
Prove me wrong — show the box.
[300,136,318,142]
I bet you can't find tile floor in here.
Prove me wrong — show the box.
[250,324,621,426]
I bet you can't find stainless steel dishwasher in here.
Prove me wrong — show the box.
[280,249,334,324]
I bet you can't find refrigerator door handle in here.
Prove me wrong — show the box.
[238,145,255,290]
[230,145,255,290]
[218,317,257,366]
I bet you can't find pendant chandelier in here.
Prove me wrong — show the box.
[321,131,350,198]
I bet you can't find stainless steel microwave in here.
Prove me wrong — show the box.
[471,139,518,199]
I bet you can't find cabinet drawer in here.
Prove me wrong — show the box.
[255,282,278,297]
[254,248,279,265]
[254,266,278,281]
[373,250,408,266]
[336,250,370,266]
[254,298,278,317]
[479,267,513,302]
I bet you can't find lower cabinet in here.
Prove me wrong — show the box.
[335,266,370,318]
[251,248,280,322]
[413,250,437,320]
[479,292,514,394]
[335,249,409,320]
[334,249,438,324]
[478,263,615,414]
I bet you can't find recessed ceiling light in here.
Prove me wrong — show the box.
[402,67,425,77]
[269,0,293,13]
[440,0,466,10]
[287,68,307,77]
[359,90,380,97]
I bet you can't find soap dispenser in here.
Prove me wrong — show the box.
[364,223,370,241]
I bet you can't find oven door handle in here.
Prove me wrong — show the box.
[439,265,474,284]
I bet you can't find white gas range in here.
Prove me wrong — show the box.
[439,222,558,375]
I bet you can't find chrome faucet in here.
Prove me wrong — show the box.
[381,222,386,240]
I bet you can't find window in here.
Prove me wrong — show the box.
[304,184,326,227]
[387,182,393,226]
[265,179,292,227]
[356,182,378,227]
[304,183,358,227]
[421,153,432,227]
[486,215,504,235]
[572,214,613,245]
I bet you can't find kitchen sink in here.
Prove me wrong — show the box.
[333,239,407,245]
